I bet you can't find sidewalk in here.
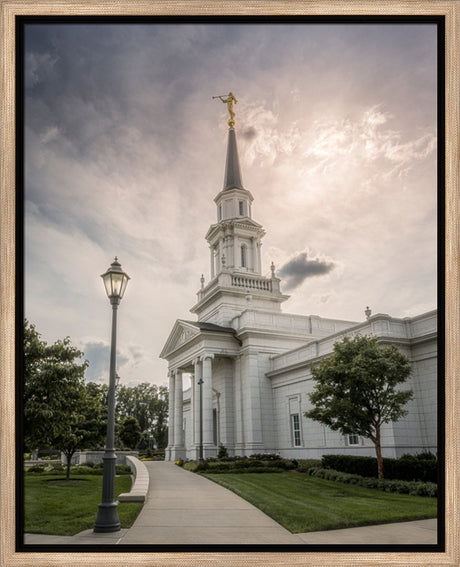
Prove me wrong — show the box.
[25,461,438,545]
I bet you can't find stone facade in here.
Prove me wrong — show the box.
[161,125,437,462]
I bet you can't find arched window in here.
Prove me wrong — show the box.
[238,200,244,216]
[218,203,223,221]
[241,245,247,268]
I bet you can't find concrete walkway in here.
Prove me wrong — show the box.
[25,461,437,545]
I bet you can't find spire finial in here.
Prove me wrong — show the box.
[213,92,238,127]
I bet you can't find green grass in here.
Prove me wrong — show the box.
[203,472,437,533]
[24,474,143,535]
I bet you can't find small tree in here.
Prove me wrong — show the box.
[119,416,141,450]
[305,335,413,479]
[56,382,106,480]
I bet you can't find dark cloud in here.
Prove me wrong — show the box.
[279,251,336,291]
[241,127,257,140]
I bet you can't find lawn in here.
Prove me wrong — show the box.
[24,474,143,535]
[203,472,437,533]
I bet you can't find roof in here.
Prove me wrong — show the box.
[223,127,244,190]
[182,320,237,334]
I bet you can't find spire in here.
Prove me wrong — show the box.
[224,127,244,190]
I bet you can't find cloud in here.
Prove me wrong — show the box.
[278,250,337,291]
[241,126,257,141]
[302,106,436,180]
[237,103,301,166]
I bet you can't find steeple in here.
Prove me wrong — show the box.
[223,127,244,190]
[190,93,289,325]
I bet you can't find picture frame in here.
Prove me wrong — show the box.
[1,1,458,566]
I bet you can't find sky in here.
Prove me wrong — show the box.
[24,21,438,387]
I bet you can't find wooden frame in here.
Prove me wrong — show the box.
[1,1,458,565]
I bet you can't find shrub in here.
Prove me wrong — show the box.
[183,461,200,472]
[217,444,229,459]
[296,459,322,473]
[307,467,437,497]
[249,453,281,461]
[26,465,45,473]
[321,454,437,483]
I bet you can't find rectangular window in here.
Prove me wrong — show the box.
[290,413,301,447]
[239,200,244,215]
[348,433,359,446]
[218,204,222,221]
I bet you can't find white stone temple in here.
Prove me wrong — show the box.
[160,113,437,462]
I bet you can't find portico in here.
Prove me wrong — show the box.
[161,319,241,461]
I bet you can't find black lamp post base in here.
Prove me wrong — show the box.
[93,502,121,533]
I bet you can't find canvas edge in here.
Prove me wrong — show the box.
[1,1,458,566]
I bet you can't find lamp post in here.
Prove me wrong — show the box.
[198,377,204,463]
[94,257,130,533]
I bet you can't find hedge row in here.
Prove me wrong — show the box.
[321,453,437,483]
[25,463,132,475]
[182,457,295,473]
[308,467,437,497]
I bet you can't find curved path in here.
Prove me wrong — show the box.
[120,461,301,544]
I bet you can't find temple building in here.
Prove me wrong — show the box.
[160,100,437,462]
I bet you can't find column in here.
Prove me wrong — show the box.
[234,356,244,451]
[250,238,255,271]
[174,369,185,455]
[190,372,195,449]
[167,370,175,461]
[193,359,202,455]
[241,351,264,454]
[256,241,262,274]
[210,247,215,279]
[202,354,214,449]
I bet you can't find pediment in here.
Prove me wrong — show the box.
[160,320,201,359]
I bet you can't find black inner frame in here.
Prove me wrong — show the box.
[14,13,446,554]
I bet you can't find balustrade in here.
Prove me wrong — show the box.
[231,275,272,292]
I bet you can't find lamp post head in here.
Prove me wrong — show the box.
[101,257,130,304]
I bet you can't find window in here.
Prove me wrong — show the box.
[218,203,222,221]
[241,245,247,267]
[238,200,244,216]
[290,413,301,447]
[348,433,360,446]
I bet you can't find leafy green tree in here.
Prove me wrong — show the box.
[116,383,168,449]
[56,382,107,479]
[23,320,89,451]
[23,320,107,479]
[119,416,141,450]
[305,335,413,479]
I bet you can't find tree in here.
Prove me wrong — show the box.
[119,416,141,450]
[56,382,107,479]
[23,320,106,479]
[116,383,169,449]
[305,335,413,479]
[23,320,89,451]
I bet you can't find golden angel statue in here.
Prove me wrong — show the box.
[213,92,238,127]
